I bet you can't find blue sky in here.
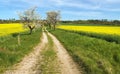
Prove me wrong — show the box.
[0,0,120,20]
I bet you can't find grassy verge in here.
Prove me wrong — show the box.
[39,32,60,74]
[0,29,42,73]
[60,23,120,26]
[62,29,120,44]
[50,29,120,74]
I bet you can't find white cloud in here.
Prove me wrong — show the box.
[101,8,120,12]
[106,0,120,3]
[50,0,100,10]
[50,0,64,5]
[1,0,119,12]
[62,11,102,17]
[49,0,120,12]
[1,0,120,13]
[88,0,120,4]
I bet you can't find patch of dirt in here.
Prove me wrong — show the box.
[0,48,3,51]
[48,32,82,74]
[4,32,48,74]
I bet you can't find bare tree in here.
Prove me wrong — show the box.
[18,7,40,34]
[46,11,60,30]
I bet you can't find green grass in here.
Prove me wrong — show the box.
[50,29,120,74]
[39,32,60,74]
[0,29,42,73]
[60,29,120,44]
[60,23,120,27]
[61,23,99,26]
[77,31,120,44]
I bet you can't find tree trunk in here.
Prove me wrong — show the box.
[48,23,51,28]
[29,29,33,34]
[28,25,35,34]
[53,25,56,30]
[18,34,21,45]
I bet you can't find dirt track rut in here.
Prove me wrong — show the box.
[4,32,48,74]
[4,32,81,74]
[48,32,81,74]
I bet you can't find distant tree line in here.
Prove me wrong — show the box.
[1,19,120,26]
[0,19,20,23]
[61,19,120,26]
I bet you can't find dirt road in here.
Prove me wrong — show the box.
[4,32,48,74]
[48,32,81,74]
[4,32,81,74]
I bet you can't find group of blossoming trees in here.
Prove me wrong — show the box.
[18,7,60,34]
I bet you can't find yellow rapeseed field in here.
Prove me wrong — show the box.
[58,25,120,35]
[0,23,27,36]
